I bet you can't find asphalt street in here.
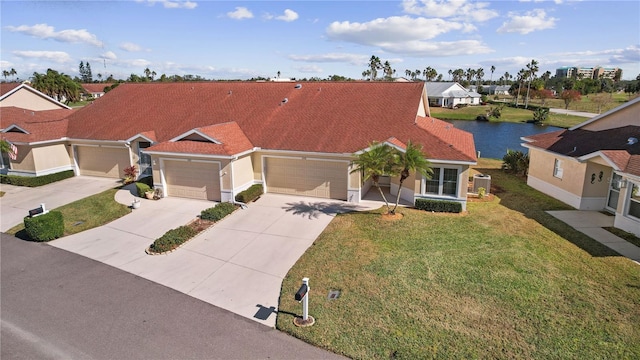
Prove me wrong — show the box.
[0,234,344,360]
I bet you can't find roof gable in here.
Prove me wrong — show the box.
[569,97,640,131]
[0,84,71,110]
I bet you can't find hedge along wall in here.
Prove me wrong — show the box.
[415,198,463,213]
[0,170,75,187]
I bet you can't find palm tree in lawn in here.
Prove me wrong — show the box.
[524,59,539,109]
[515,69,527,107]
[350,142,398,214]
[390,141,432,215]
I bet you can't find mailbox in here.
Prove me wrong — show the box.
[295,284,308,302]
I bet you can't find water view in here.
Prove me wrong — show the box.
[445,120,563,159]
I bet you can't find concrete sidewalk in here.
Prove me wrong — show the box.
[547,210,640,264]
[0,176,120,232]
[549,108,598,118]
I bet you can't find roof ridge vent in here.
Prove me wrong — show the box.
[280,97,288,106]
[295,84,302,89]
[628,137,638,145]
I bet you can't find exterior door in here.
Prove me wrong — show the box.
[138,142,152,176]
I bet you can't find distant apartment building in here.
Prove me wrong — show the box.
[555,66,621,80]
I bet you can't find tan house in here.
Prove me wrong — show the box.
[81,83,113,99]
[0,83,71,111]
[522,97,640,236]
[1,82,477,209]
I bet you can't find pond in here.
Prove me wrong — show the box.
[445,120,563,159]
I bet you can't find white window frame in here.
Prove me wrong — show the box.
[553,159,563,179]
[421,166,461,198]
[625,182,640,220]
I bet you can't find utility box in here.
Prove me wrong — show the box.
[473,174,491,194]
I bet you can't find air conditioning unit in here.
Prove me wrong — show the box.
[473,174,491,194]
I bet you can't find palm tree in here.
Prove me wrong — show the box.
[475,67,484,88]
[490,65,495,84]
[515,69,528,107]
[368,55,382,81]
[525,59,539,108]
[448,69,452,81]
[350,142,397,214]
[390,141,432,214]
[405,69,412,78]
[503,71,510,85]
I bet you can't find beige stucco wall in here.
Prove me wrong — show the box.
[252,152,263,181]
[32,143,72,172]
[580,101,639,131]
[8,145,35,172]
[528,148,587,197]
[0,89,66,111]
[582,162,613,198]
[232,154,254,189]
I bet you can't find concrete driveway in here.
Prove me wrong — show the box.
[0,176,120,232]
[51,192,373,327]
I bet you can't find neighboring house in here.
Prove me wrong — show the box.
[0,82,477,210]
[486,85,511,95]
[425,82,481,108]
[81,83,113,99]
[522,97,640,237]
[0,83,71,111]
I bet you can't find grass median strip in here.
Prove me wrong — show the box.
[277,159,640,359]
[7,188,130,239]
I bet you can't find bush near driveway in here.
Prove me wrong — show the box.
[235,184,263,203]
[200,202,236,221]
[23,211,64,241]
[277,158,640,359]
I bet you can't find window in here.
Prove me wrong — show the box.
[424,167,458,197]
[553,159,563,179]
[628,183,640,219]
[607,174,622,210]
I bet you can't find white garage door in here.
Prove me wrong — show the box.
[77,146,130,178]
[265,157,348,200]
[164,160,220,201]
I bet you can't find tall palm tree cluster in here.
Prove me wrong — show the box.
[31,69,82,104]
[514,59,539,108]
[363,56,396,81]
[2,68,17,81]
[351,141,433,215]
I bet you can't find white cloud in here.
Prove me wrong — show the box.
[12,50,72,63]
[381,39,493,57]
[227,7,253,20]
[402,0,498,22]
[327,16,464,44]
[119,42,150,52]
[101,51,118,60]
[295,65,323,73]
[497,9,557,34]
[276,9,299,22]
[136,0,197,9]
[6,23,104,47]
[288,53,370,66]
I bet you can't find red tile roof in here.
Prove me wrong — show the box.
[63,82,476,162]
[148,121,254,156]
[524,125,640,176]
[0,83,21,96]
[0,106,72,143]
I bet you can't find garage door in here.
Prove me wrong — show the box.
[265,157,348,200]
[77,146,130,178]
[164,160,220,201]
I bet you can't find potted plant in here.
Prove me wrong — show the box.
[132,198,141,209]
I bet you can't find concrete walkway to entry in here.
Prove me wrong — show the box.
[51,192,379,328]
[547,210,640,264]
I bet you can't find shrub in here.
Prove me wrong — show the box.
[0,170,74,187]
[235,184,263,203]
[135,182,151,197]
[502,149,530,176]
[533,107,550,123]
[200,202,237,222]
[477,187,486,199]
[23,211,64,241]
[414,199,462,213]
[149,225,198,253]
[123,165,137,184]
[138,176,154,188]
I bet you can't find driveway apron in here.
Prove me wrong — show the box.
[51,193,373,327]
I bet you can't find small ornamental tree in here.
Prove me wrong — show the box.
[560,90,582,110]
[350,142,398,214]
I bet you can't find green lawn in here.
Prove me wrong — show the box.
[8,188,130,239]
[277,159,640,359]
[429,105,586,128]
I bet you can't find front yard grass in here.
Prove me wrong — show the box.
[7,188,130,239]
[277,159,640,359]
[429,105,586,128]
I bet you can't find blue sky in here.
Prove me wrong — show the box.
[1,0,639,81]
